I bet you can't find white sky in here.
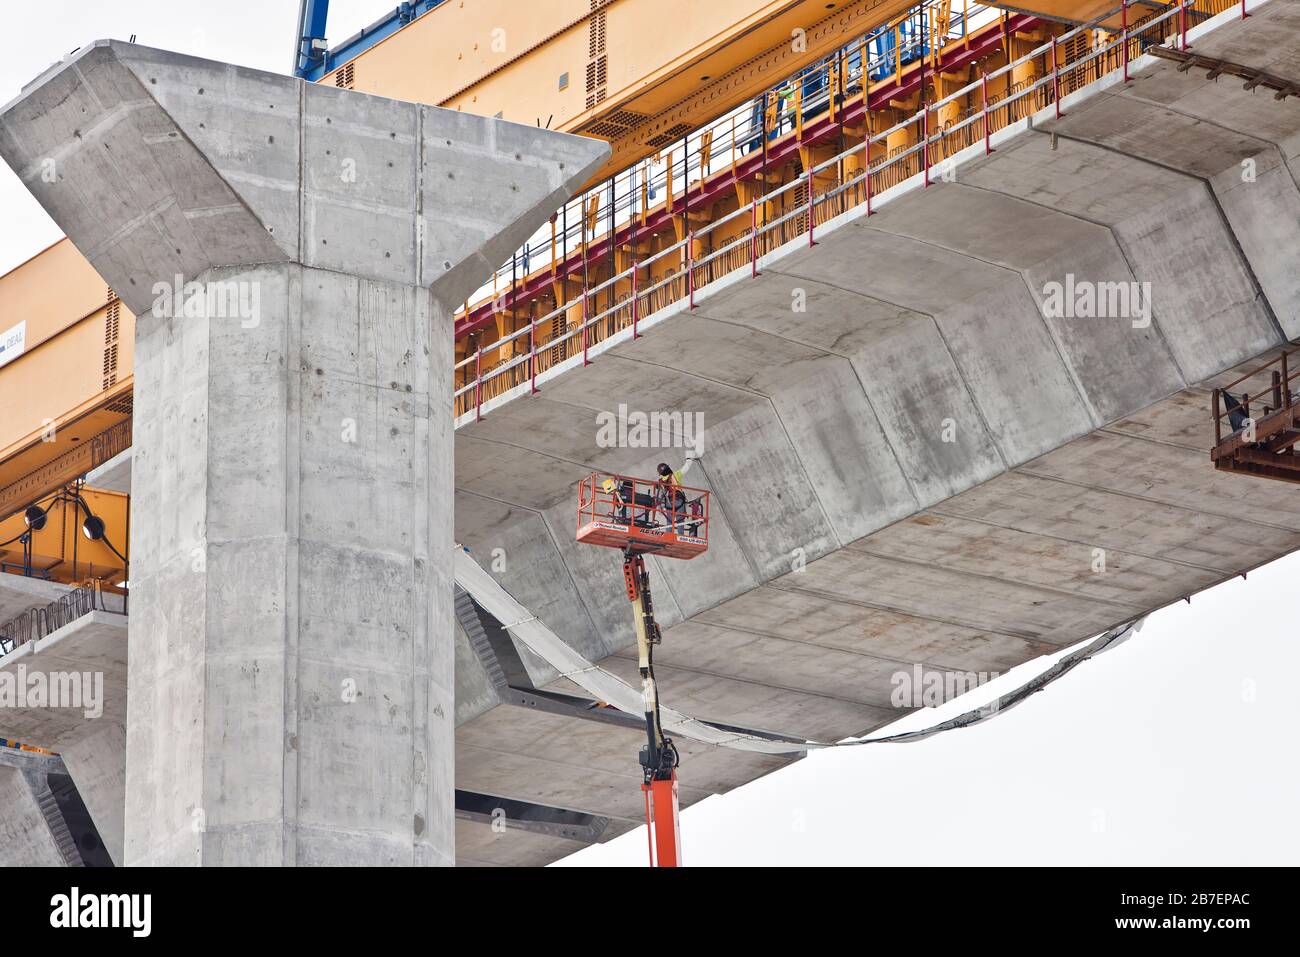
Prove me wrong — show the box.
[560,551,1300,866]
[0,0,385,275]
[1,1,1296,868]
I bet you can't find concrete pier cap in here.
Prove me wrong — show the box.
[0,40,607,866]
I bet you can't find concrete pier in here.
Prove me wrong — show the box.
[0,41,605,865]
[1,3,1295,868]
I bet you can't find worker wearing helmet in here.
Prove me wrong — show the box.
[604,475,656,526]
[655,457,695,530]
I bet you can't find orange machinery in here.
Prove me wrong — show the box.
[0,483,129,587]
[576,471,711,867]
[0,238,131,588]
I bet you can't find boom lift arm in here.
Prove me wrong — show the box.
[623,548,682,867]
[577,472,709,866]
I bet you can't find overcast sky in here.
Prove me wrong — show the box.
[1,1,1295,868]
[0,0,383,275]
[560,552,1300,866]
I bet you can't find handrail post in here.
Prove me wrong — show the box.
[687,232,696,310]
[807,166,817,246]
[1241,0,1249,19]
[1180,0,1188,52]
[1052,36,1062,120]
[750,199,760,277]
[922,106,930,186]
[474,343,483,423]
[1283,350,1291,410]
[1121,0,1130,83]
[864,133,873,216]
[582,287,590,365]
[1213,389,1222,446]
[632,260,641,338]
[529,316,537,394]
[981,73,993,154]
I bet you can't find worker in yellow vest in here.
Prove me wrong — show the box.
[655,456,697,531]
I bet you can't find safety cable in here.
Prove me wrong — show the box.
[455,544,1142,755]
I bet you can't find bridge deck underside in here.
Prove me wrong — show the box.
[451,2,1300,866]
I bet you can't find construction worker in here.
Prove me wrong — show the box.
[604,476,655,527]
[655,457,697,531]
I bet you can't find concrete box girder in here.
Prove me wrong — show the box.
[447,2,1300,864]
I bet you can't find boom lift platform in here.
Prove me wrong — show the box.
[576,472,711,867]
[1211,347,1300,485]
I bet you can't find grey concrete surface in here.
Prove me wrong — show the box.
[59,722,126,865]
[0,574,69,627]
[0,40,605,866]
[0,750,72,866]
[85,450,132,494]
[1,4,1292,869]
[0,611,127,744]
[446,2,1300,864]
[1,609,128,865]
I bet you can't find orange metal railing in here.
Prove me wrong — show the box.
[456,1,1219,420]
[1211,347,1298,448]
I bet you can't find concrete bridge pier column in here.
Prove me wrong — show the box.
[0,40,606,866]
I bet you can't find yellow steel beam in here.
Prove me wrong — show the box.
[323,0,924,188]
[0,485,129,586]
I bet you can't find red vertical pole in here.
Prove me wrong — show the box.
[642,786,656,866]
[474,343,483,422]
[921,29,930,188]
[644,773,682,867]
[687,232,696,309]
[1241,0,1249,19]
[529,318,537,394]
[922,107,930,186]
[1180,1,1188,52]
[750,198,760,277]
[631,260,640,338]
[807,165,817,246]
[865,133,873,215]
[581,287,590,366]
[1122,0,1130,84]
[982,73,993,154]
[1052,37,1062,119]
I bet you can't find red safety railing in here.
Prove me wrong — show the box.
[1211,347,1298,448]
[456,1,1219,421]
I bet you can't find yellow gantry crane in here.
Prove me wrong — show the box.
[1,0,1179,574]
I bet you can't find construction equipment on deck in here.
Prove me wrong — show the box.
[576,471,711,866]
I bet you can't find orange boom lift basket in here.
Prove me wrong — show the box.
[575,472,710,560]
